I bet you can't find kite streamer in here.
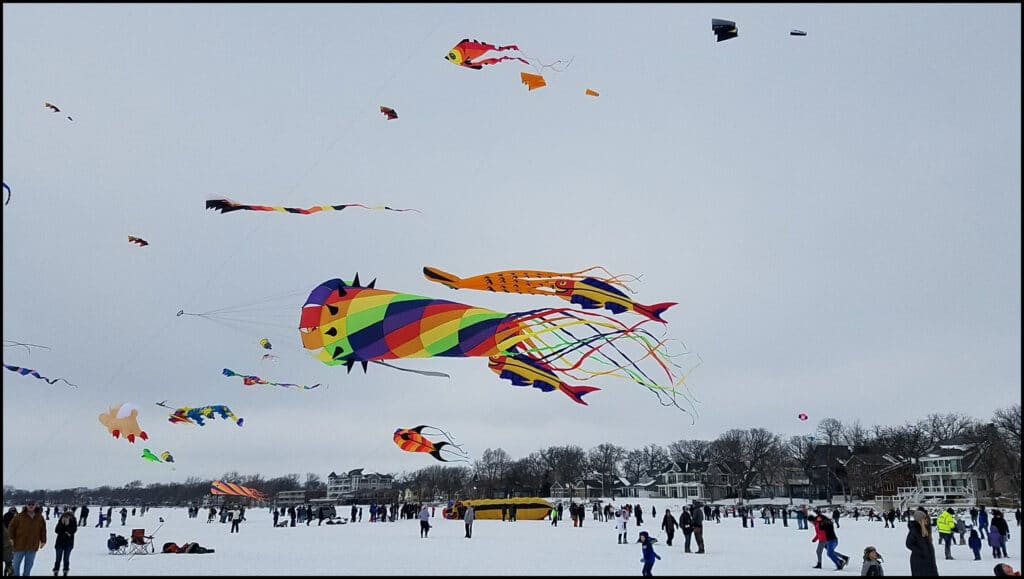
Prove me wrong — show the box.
[221,367,320,390]
[206,198,421,215]
[3,363,78,388]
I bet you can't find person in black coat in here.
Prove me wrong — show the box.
[660,509,678,546]
[53,511,77,576]
[679,508,694,553]
[906,509,939,576]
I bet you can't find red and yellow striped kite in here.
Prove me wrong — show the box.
[210,480,267,501]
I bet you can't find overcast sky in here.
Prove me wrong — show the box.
[3,4,1020,491]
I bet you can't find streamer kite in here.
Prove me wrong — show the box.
[379,106,398,120]
[98,403,148,443]
[3,363,78,388]
[394,425,470,463]
[210,480,267,501]
[422,266,676,322]
[206,198,420,215]
[299,275,698,411]
[128,235,149,247]
[44,102,73,121]
[157,401,244,427]
[221,368,320,390]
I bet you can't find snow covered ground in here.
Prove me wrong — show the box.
[5,498,1019,576]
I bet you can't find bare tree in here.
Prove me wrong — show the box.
[539,445,588,487]
[621,448,647,483]
[841,420,873,448]
[710,428,782,500]
[303,473,324,491]
[588,443,626,497]
[639,443,671,476]
[473,448,512,497]
[667,439,713,463]
[920,412,980,444]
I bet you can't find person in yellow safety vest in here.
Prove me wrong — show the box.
[937,508,957,560]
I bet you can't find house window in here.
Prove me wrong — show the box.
[687,487,699,497]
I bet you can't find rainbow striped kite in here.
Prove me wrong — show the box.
[210,480,267,501]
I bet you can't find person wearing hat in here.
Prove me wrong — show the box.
[9,500,47,576]
[637,531,661,576]
[994,563,1021,576]
[906,508,938,576]
[861,546,884,576]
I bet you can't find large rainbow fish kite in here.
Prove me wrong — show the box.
[299,275,697,411]
[3,363,78,388]
[422,266,677,323]
[206,198,420,215]
[210,480,267,501]
[221,368,320,390]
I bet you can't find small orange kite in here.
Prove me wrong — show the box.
[520,72,547,91]
[585,88,599,97]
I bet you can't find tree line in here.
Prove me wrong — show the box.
[4,404,1019,507]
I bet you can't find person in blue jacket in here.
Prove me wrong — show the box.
[637,530,661,576]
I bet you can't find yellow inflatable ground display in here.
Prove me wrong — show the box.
[443,497,553,520]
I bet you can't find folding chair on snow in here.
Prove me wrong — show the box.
[127,528,155,555]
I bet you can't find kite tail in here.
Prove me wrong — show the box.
[559,383,601,406]
[521,54,575,74]
[429,441,452,462]
[633,301,678,323]
[421,266,464,289]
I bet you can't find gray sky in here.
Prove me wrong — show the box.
[3,4,1020,491]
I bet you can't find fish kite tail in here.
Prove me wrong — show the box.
[633,301,678,323]
[497,44,520,51]
[422,266,463,289]
[429,441,452,462]
[560,383,600,406]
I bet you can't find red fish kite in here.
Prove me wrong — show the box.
[445,39,529,70]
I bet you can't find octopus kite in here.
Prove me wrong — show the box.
[98,403,148,443]
[444,39,529,70]
[394,425,470,463]
[3,363,78,388]
[221,368,320,390]
[423,266,676,322]
[206,198,420,215]
[299,274,697,411]
[158,401,244,427]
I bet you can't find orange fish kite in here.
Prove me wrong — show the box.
[393,425,470,462]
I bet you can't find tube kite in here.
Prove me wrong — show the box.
[394,425,470,463]
[210,480,267,501]
[157,401,244,427]
[206,198,420,215]
[221,368,320,390]
[299,274,697,411]
[98,403,148,443]
[3,363,78,388]
[422,266,676,322]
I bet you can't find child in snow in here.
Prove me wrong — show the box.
[969,529,983,560]
[861,546,884,576]
[638,530,661,576]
